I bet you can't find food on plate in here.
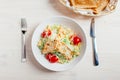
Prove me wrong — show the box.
[37,24,82,64]
[93,0,109,14]
[69,0,97,9]
[69,0,110,14]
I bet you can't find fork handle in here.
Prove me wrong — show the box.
[21,33,26,62]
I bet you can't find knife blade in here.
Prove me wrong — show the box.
[21,18,27,62]
[90,18,99,66]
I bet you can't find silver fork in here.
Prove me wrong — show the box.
[21,18,27,62]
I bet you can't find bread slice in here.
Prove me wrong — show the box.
[69,0,98,9]
[93,0,109,14]
[69,0,109,14]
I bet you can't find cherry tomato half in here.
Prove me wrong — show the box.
[41,31,46,38]
[45,53,53,61]
[41,30,51,38]
[47,30,51,36]
[49,55,58,63]
[73,36,82,45]
[45,53,58,63]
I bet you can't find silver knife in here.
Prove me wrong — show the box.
[21,18,27,62]
[90,18,99,66]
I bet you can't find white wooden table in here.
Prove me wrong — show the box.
[0,0,120,80]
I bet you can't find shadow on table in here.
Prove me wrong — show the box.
[26,25,53,72]
[49,0,92,19]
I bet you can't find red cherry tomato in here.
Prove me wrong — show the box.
[41,31,46,38]
[50,55,58,63]
[45,53,58,63]
[73,36,82,45]
[41,30,51,38]
[47,30,51,36]
[45,53,53,60]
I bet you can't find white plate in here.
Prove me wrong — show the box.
[59,0,118,16]
[32,16,86,71]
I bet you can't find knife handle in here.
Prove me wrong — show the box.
[92,38,99,66]
[21,33,26,62]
